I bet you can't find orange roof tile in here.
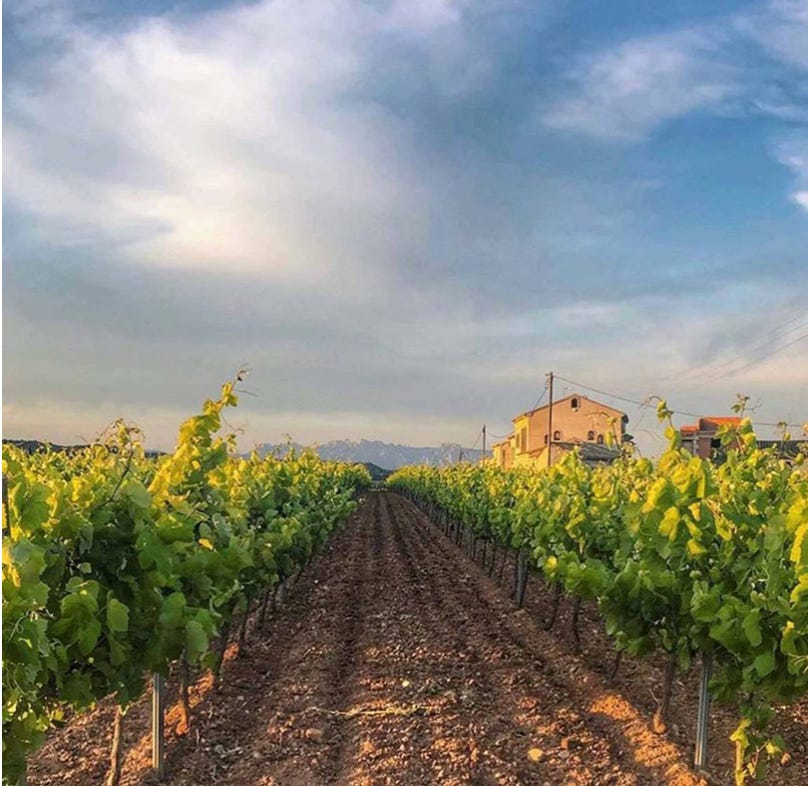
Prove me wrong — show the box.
[681,416,742,434]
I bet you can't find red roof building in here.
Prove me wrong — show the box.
[680,417,742,459]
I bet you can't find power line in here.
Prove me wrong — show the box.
[686,325,808,388]
[718,331,808,378]
[482,379,549,443]
[470,372,805,455]
[531,383,548,412]
[553,375,650,410]
[554,374,805,429]
[670,312,808,387]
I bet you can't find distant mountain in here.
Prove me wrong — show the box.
[362,463,392,482]
[256,439,483,471]
[4,438,484,472]
[2,439,166,458]
[3,439,88,454]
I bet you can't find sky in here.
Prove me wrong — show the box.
[3,0,808,455]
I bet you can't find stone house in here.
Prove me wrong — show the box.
[492,394,627,470]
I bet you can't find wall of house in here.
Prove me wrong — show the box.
[516,396,624,456]
[503,439,514,469]
[492,437,516,470]
[519,443,560,468]
[697,435,713,459]
[680,419,741,459]
[493,396,626,470]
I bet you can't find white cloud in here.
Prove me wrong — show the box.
[4,0,474,284]
[773,136,808,212]
[5,1,807,452]
[738,0,808,71]
[542,29,737,141]
[737,1,808,213]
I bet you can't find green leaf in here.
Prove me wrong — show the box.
[78,619,101,656]
[753,651,775,678]
[109,638,128,667]
[159,592,186,629]
[711,617,740,651]
[692,586,722,622]
[742,609,762,648]
[124,482,152,510]
[185,620,209,662]
[107,598,129,633]
[9,540,47,585]
[11,482,51,536]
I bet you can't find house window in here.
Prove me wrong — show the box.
[587,430,595,441]
[597,434,604,444]
[543,434,548,445]
[571,397,579,410]
[553,430,561,441]
[520,427,527,452]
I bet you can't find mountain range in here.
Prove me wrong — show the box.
[256,439,483,470]
[4,438,485,472]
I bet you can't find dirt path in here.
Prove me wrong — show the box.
[30,492,764,785]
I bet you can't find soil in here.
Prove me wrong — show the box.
[27,492,806,786]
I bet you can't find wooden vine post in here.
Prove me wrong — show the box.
[515,550,529,608]
[105,707,126,786]
[152,673,165,778]
[179,653,191,733]
[652,652,677,734]
[694,653,712,771]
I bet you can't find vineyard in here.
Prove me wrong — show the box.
[388,405,808,785]
[2,381,371,785]
[3,392,807,786]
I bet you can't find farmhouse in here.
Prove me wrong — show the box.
[492,394,628,470]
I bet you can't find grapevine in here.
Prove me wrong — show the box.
[387,410,808,784]
[1,380,371,784]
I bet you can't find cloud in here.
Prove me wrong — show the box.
[4,0,551,286]
[5,1,426,284]
[3,0,690,313]
[739,0,808,71]
[773,135,808,212]
[4,0,808,454]
[542,28,737,141]
[740,1,808,215]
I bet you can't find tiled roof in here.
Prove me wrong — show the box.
[680,416,742,435]
[699,416,742,427]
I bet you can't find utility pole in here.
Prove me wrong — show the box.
[546,371,554,468]
[482,425,486,462]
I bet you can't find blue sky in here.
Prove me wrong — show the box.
[3,0,808,454]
